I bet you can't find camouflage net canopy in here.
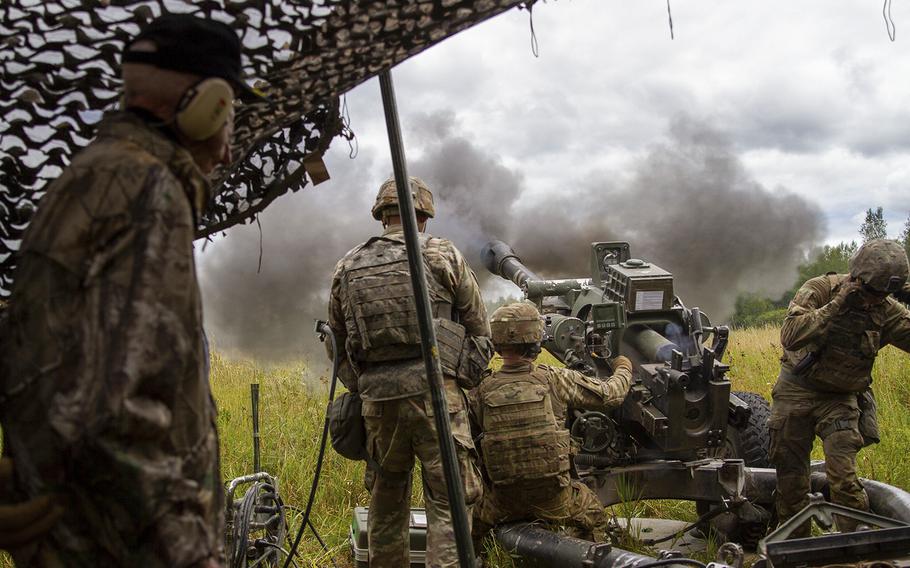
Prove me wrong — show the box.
[0,0,531,297]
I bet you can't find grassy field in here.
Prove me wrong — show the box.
[3,325,909,567]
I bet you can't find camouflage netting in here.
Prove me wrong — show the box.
[0,0,533,297]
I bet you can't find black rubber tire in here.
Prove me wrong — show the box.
[726,391,772,468]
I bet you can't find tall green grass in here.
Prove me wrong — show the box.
[3,326,909,567]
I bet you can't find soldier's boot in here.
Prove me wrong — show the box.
[823,428,869,532]
[368,469,412,568]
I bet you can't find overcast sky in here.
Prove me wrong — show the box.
[357,1,910,243]
[198,1,910,358]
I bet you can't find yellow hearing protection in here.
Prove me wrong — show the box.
[174,77,233,141]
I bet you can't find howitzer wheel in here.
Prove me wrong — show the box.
[722,391,772,468]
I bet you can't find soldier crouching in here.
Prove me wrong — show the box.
[470,302,633,544]
[770,238,910,536]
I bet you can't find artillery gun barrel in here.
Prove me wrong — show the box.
[482,240,543,290]
[624,325,679,363]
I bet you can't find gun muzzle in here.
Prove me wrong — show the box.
[481,240,543,290]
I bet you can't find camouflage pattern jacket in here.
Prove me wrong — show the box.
[780,273,910,393]
[473,362,632,433]
[328,226,490,401]
[471,361,632,488]
[0,112,222,567]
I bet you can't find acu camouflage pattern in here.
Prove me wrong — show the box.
[371,176,436,220]
[362,382,482,568]
[0,112,223,567]
[327,223,489,567]
[475,365,571,487]
[489,302,544,346]
[337,232,453,364]
[328,226,491,401]
[849,239,910,293]
[472,361,632,538]
[779,274,910,393]
[771,272,910,535]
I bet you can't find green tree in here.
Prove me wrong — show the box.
[859,207,887,242]
[900,212,910,258]
[780,241,858,302]
[730,293,776,328]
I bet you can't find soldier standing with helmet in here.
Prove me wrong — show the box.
[327,176,492,568]
[770,239,910,536]
[471,302,633,542]
[0,13,259,566]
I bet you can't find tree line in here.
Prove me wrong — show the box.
[731,208,910,328]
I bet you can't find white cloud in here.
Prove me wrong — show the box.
[331,1,910,245]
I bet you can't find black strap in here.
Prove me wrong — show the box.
[818,417,854,439]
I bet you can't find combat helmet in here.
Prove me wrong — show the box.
[371,176,435,221]
[490,302,545,346]
[849,239,909,293]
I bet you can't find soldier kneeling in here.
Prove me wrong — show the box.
[471,302,633,544]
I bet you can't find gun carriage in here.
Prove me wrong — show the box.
[482,240,910,558]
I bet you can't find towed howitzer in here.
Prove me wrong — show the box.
[483,239,750,463]
[482,240,910,564]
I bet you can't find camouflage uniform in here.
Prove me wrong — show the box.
[472,361,632,541]
[771,269,910,535]
[328,217,490,568]
[0,112,223,567]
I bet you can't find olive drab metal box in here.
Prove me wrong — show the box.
[604,259,675,313]
[349,506,427,567]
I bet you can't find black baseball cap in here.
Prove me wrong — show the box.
[122,13,265,102]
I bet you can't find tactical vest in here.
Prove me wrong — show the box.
[478,365,571,488]
[796,275,884,393]
[340,234,458,365]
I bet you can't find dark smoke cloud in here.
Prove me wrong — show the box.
[510,115,824,319]
[198,151,378,363]
[199,111,822,360]
[198,110,528,361]
[408,110,525,274]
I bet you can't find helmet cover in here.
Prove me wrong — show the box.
[371,176,435,220]
[849,239,909,293]
[490,302,545,346]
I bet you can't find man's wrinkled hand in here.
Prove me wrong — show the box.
[610,355,633,373]
[0,458,64,550]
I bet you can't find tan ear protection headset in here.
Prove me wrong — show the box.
[173,77,234,141]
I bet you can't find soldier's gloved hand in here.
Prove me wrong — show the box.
[834,278,863,307]
[0,457,64,550]
[610,356,633,373]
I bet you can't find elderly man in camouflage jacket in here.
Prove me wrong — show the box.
[471,302,633,542]
[0,14,257,567]
[327,177,493,568]
[770,239,910,536]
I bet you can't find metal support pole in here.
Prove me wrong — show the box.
[379,69,476,568]
[251,383,261,473]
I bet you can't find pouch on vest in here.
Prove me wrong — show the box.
[435,318,466,377]
[342,235,454,364]
[480,379,570,487]
[329,391,369,461]
[456,336,494,390]
[805,310,879,393]
[857,388,880,447]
